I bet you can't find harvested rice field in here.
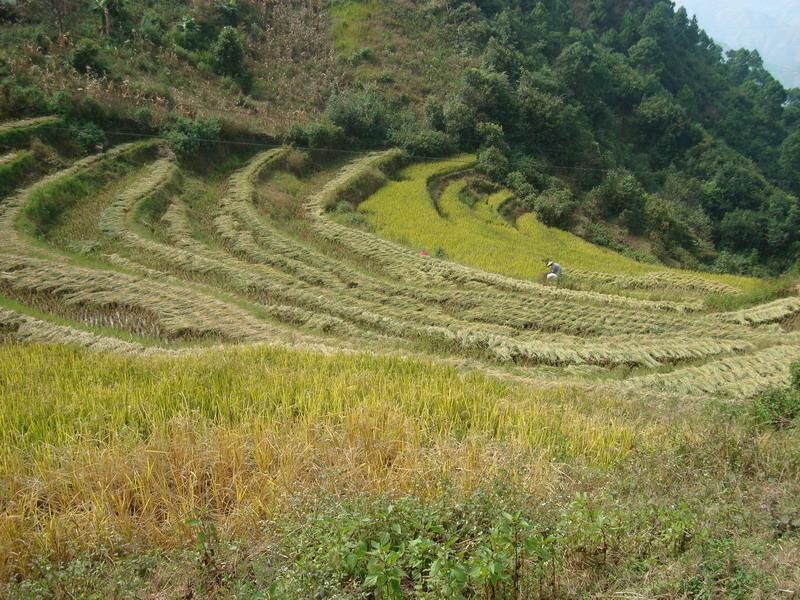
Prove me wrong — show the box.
[1,118,799,598]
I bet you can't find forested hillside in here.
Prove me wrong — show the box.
[1,0,799,275]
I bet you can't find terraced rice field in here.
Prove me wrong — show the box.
[359,157,761,295]
[2,119,800,596]
[0,125,797,403]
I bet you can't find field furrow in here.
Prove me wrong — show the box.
[0,139,794,396]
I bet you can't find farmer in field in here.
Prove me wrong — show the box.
[546,260,562,283]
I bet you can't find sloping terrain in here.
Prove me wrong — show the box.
[0,119,797,401]
[0,118,799,597]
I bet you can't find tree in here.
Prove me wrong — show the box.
[634,93,702,164]
[457,68,514,131]
[211,26,246,78]
[628,37,664,76]
[22,0,81,36]
[766,191,800,255]
[475,122,506,151]
[443,97,477,148]
[515,80,578,149]
[591,170,647,221]
[555,42,610,115]
[716,209,768,253]
[779,129,800,194]
[94,0,111,36]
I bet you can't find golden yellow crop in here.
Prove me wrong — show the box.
[359,157,761,293]
[0,343,635,577]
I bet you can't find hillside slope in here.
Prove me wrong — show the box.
[0,115,799,596]
[1,0,799,276]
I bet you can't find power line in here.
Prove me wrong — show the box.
[28,123,800,186]
[25,123,633,171]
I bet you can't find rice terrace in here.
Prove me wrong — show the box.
[2,0,800,598]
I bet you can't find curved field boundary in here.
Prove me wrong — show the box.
[0,142,795,398]
[0,116,62,148]
[0,254,279,341]
[0,151,35,199]
[0,305,356,358]
[0,306,155,353]
[201,151,768,367]
[305,152,718,314]
[0,142,156,256]
[566,269,740,296]
[80,151,760,368]
[718,296,800,327]
[620,341,800,399]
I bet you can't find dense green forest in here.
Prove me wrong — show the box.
[1,0,799,275]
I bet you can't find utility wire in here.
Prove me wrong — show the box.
[29,123,800,185]
[23,124,652,172]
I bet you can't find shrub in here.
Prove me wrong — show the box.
[534,188,577,227]
[272,492,558,599]
[749,385,800,430]
[711,250,759,276]
[171,16,209,51]
[161,117,221,157]
[332,201,370,229]
[48,90,77,118]
[133,107,154,128]
[286,118,344,149]
[6,84,48,116]
[71,122,106,153]
[396,128,453,157]
[505,171,535,198]
[45,91,105,125]
[216,0,241,26]
[585,222,621,249]
[71,39,107,76]
[477,146,509,180]
[327,87,391,145]
[643,195,699,249]
[590,170,647,222]
[285,150,309,175]
[140,10,166,44]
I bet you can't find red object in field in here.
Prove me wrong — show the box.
[419,250,430,257]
